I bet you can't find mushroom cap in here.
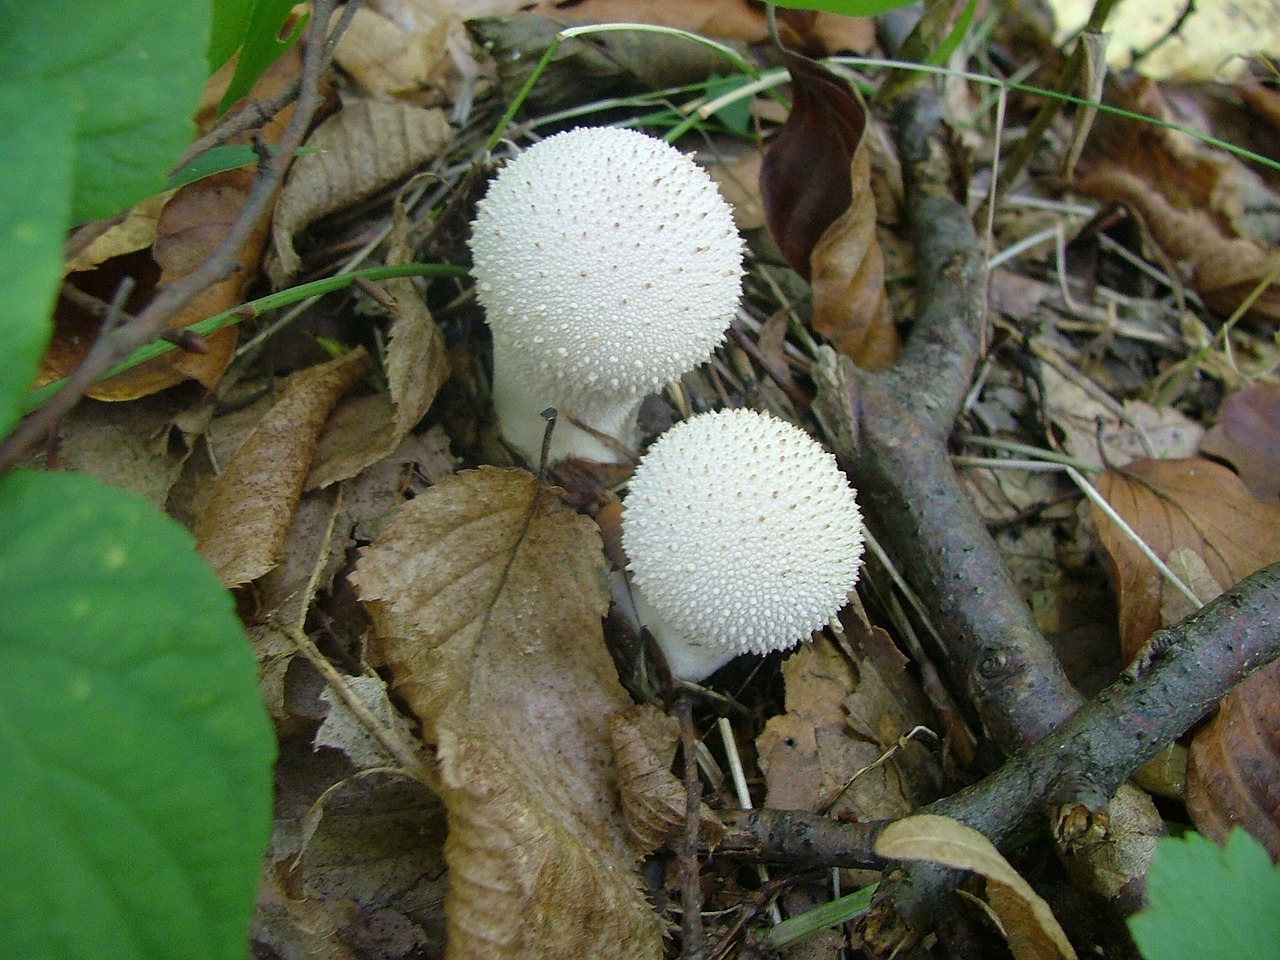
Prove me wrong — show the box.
[621,409,864,679]
[469,126,743,408]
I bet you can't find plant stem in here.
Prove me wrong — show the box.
[21,263,468,414]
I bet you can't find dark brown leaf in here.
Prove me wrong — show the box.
[1092,457,1280,660]
[760,49,864,281]
[1186,660,1280,859]
[760,49,898,369]
[1201,383,1280,506]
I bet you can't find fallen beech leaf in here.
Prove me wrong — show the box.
[876,814,1077,960]
[1186,660,1280,859]
[1200,383,1280,506]
[270,100,451,283]
[196,348,373,587]
[760,50,897,369]
[1091,457,1280,659]
[351,468,662,959]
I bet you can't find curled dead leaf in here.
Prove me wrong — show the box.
[760,50,897,369]
[195,348,373,587]
[876,814,1077,960]
[351,468,662,959]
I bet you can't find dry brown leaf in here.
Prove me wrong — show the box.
[876,814,1077,960]
[196,348,374,587]
[1074,78,1280,325]
[760,50,897,369]
[609,703,724,854]
[351,467,663,960]
[270,100,451,283]
[1091,457,1280,659]
[757,634,929,819]
[332,3,453,101]
[295,771,450,954]
[526,0,769,43]
[1200,382,1280,506]
[306,272,448,488]
[21,388,210,508]
[1186,659,1280,859]
[1040,363,1203,470]
[64,192,172,274]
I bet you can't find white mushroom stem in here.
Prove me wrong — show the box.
[469,127,744,465]
[621,409,866,681]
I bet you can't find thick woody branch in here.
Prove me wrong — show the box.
[811,86,1083,754]
[712,562,1280,934]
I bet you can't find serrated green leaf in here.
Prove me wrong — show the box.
[0,0,210,221]
[0,83,76,440]
[768,0,918,16]
[1129,829,1280,960]
[0,470,275,960]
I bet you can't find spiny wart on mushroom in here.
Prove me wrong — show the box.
[469,127,744,464]
[620,408,866,681]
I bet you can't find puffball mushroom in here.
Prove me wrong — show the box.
[469,127,744,464]
[621,408,866,681]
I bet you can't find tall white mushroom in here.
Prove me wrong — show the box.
[469,127,744,464]
[621,408,865,681]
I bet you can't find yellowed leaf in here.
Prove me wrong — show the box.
[64,192,171,274]
[1092,457,1280,659]
[351,467,663,960]
[876,814,1077,960]
[195,348,373,586]
[270,100,451,283]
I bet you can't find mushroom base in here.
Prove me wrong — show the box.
[627,580,788,682]
[491,353,643,466]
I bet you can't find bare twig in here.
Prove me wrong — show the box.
[678,694,706,960]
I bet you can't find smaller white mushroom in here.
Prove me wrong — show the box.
[620,408,865,681]
[469,127,744,464]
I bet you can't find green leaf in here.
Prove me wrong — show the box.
[0,470,275,960]
[1129,829,1280,960]
[767,0,919,15]
[217,0,307,113]
[0,83,76,440]
[209,0,254,68]
[924,0,977,66]
[0,0,211,222]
